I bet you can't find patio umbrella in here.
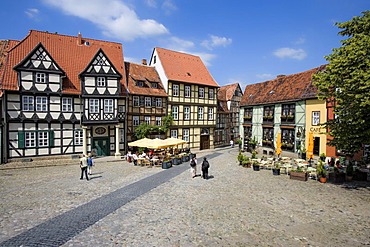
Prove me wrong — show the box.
[146,138,168,149]
[307,132,314,159]
[275,132,282,156]
[163,137,188,147]
[128,138,152,147]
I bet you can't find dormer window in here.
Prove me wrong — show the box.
[137,81,144,87]
[97,77,106,87]
[151,82,158,88]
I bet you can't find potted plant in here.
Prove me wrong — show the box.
[248,137,258,151]
[346,161,354,181]
[162,159,172,169]
[236,139,243,150]
[300,146,307,160]
[272,161,281,175]
[241,156,251,168]
[181,153,190,162]
[289,167,308,181]
[237,151,244,165]
[172,155,182,165]
[320,153,326,162]
[316,160,327,183]
[252,161,260,171]
[251,150,257,159]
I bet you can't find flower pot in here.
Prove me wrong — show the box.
[253,165,260,171]
[319,177,327,183]
[290,171,308,181]
[162,160,172,169]
[172,158,181,165]
[182,155,190,162]
[272,168,280,175]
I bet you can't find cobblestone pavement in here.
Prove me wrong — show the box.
[0,148,369,246]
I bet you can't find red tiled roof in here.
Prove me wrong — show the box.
[125,62,167,97]
[240,66,326,106]
[154,47,219,87]
[1,30,127,95]
[217,83,240,101]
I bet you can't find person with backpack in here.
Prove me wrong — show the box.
[201,157,210,179]
[87,154,94,175]
[190,156,197,178]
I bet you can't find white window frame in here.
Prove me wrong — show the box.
[199,88,205,98]
[209,88,214,99]
[22,96,34,111]
[171,129,178,138]
[172,106,179,120]
[133,116,139,126]
[36,96,48,112]
[145,97,152,107]
[145,116,151,125]
[184,106,190,120]
[104,99,114,113]
[133,96,139,107]
[97,77,106,87]
[156,116,162,126]
[312,111,320,126]
[208,107,214,120]
[38,131,49,147]
[183,129,189,142]
[35,72,46,83]
[89,99,100,113]
[173,84,179,97]
[25,132,36,148]
[198,106,204,120]
[62,98,72,112]
[156,98,162,108]
[74,130,83,145]
[185,85,191,98]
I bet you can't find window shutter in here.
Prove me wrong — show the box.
[18,132,25,148]
[49,130,54,147]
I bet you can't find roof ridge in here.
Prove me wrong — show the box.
[156,47,200,59]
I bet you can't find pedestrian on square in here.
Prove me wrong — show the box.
[190,156,197,178]
[201,157,210,179]
[87,154,94,175]
[79,154,89,181]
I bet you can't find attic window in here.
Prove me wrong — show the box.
[187,72,191,76]
[137,81,144,87]
[85,41,90,46]
[269,90,274,94]
[249,94,253,98]
[151,82,158,88]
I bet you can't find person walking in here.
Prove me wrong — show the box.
[80,154,89,180]
[201,157,210,179]
[87,154,94,175]
[190,156,197,178]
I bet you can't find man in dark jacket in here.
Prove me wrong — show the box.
[201,157,210,179]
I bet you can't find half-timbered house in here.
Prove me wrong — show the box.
[0,30,127,162]
[125,60,168,142]
[215,83,243,147]
[149,47,219,150]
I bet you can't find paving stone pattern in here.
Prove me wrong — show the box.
[0,148,369,246]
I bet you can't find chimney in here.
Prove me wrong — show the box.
[77,32,83,45]
[142,59,147,65]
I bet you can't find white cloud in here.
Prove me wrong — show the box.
[42,0,169,41]
[201,35,232,50]
[25,8,40,20]
[192,52,216,67]
[162,0,177,14]
[273,47,307,60]
[256,73,274,80]
[164,36,195,51]
[294,37,305,45]
[145,0,157,8]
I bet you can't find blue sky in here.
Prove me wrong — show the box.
[0,0,368,89]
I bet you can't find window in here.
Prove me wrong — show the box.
[38,131,49,147]
[282,128,295,150]
[120,129,125,143]
[62,98,72,112]
[151,82,158,88]
[145,97,152,107]
[75,130,83,145]
[133,116,139,126]
[36,96,48,111]
[312,111,320,126]
[173,84,179,96]
[156,98,162,108]
[209,88,214,99]
[198,106,204,120]
[208,107,214,120]
[137,81,144,87]
[25,132,36,148]
[184,106,190,120]
[104,99,113,113]
[139,96,145,106]
[156,117,162,126]
[171,129,178,138]
[97,77,106,87]
[262,127,274,147]
[133,96,139,107]
[185,85,191,98]
[89,99,99,113]
[199,87,205,98]
[183,129,189,142]
[35,73,46,83]
[172,106,179,120]
[145,116,151,125]
[263,106,274,121]
[22,96,34,111]
[153,55,156,64]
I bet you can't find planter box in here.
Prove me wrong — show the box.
[182,155,190,162]
[172,158,181,165]
[162,161,172,169]
[328,172,345,183]
[290,171,308,181]
[272,168,280,175]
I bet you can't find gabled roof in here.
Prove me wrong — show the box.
[0,40,19,85]
[240,66,326,106]
[217,83,241,101]
[1,30,127,95]
[153,47,219,87]
[125,62,167,97]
